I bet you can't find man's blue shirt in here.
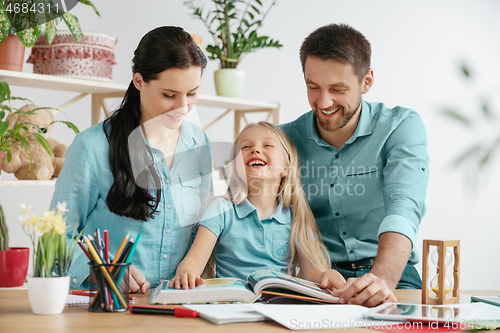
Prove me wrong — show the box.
[280,100,429,265]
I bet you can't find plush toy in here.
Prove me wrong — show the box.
[2,104,67,180]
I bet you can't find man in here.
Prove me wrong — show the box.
[280,23,429,307]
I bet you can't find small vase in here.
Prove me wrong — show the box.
[214,68,245,98]
[27,275,70,315]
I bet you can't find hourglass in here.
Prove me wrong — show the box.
[422,239,460,305]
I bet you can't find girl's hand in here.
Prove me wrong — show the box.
[169,270,205,290]
[313,269,346,290]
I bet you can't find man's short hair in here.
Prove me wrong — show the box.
[300,23,371,82]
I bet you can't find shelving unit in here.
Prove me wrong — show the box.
[0,70,281,186]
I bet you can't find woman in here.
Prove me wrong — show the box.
[50,26,212,293]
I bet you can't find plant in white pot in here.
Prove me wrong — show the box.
[0,0,100,71]
[21,202,82,315]
[184,0,282,98]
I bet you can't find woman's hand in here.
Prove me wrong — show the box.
[169,269,204,290]
[127,265,150,294]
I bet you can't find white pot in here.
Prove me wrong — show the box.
[214,68,245,98]
[27,276,70,315]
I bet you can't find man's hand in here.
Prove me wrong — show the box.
[126,265,150,294]
[330,273,396,307]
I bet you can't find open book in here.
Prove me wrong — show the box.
[150,270,339,304]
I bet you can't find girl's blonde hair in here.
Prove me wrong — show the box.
[224,121,330,276]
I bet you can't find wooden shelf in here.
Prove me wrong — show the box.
[1,70,280,186]
[0,179,56,186]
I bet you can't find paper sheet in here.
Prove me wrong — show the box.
[184,304,270,324]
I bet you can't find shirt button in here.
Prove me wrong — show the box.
[167,204,171,209]
[330,183,334,187]
[163,254,168,259]
[342,231,346,235]
[335,212,340,216]
[349,250,354,254]
[165,179,170,184]
[166,229,171,234]
[72,277,77,283]
[335,155,339,159]
[259,227,264,231]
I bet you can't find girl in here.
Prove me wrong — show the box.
[170,122,345,290]
[50,26,212,293]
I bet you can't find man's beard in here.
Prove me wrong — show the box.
[315,99,362,133]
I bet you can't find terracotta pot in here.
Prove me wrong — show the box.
[0,35,26,71]
[0,247,30,287]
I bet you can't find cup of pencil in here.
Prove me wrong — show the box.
[88,262,130,312]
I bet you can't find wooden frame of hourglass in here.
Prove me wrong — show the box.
[422,239,460,305]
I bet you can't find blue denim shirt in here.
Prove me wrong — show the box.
[50,121,212,289]
[200,198,292,280]
[280,100,429,265]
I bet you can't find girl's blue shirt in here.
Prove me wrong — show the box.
[50,120,212,289]
[199,197,292,280]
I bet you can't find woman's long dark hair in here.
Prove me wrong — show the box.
[104,26,207,221]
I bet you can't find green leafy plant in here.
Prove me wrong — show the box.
[20,202,83,277]
[0,204,8,250]
[0,81,79,166]
[0,0,100,47]
[441,64,500,187]
[184,0,282,68]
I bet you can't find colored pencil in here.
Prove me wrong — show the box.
[110,233,129,272]
[104,230,109,264]
[116,233,142,285]
[77,240,91,260]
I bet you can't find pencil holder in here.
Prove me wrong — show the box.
[88,262,130,312]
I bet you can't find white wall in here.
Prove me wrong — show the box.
[1,0,499,290]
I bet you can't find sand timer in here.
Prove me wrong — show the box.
[422,239,460,305]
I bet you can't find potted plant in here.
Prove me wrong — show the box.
[0,203,30,287]
[21,202,83,315]
[0,81,79,180]
[184,0,282,97]
[0,0,100,71]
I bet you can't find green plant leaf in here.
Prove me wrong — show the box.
[78,0,100,17]
[453,144,482,167]
[441,109,472,127]
[461,64,471,78]
[0,121,8,137]
[13,9,39,47]
[33,132,55,159]
[44,18,56,44]
[15,134,30,152]
[62,12,82,42]
[481,101,493,119]
[0,81,10,102]
[0,3,11,43]
[59,120,80,134]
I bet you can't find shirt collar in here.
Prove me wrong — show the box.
[235,199,291,225]
[141,122,198,149]
[345,100,372,144]
[307,99,373,147]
